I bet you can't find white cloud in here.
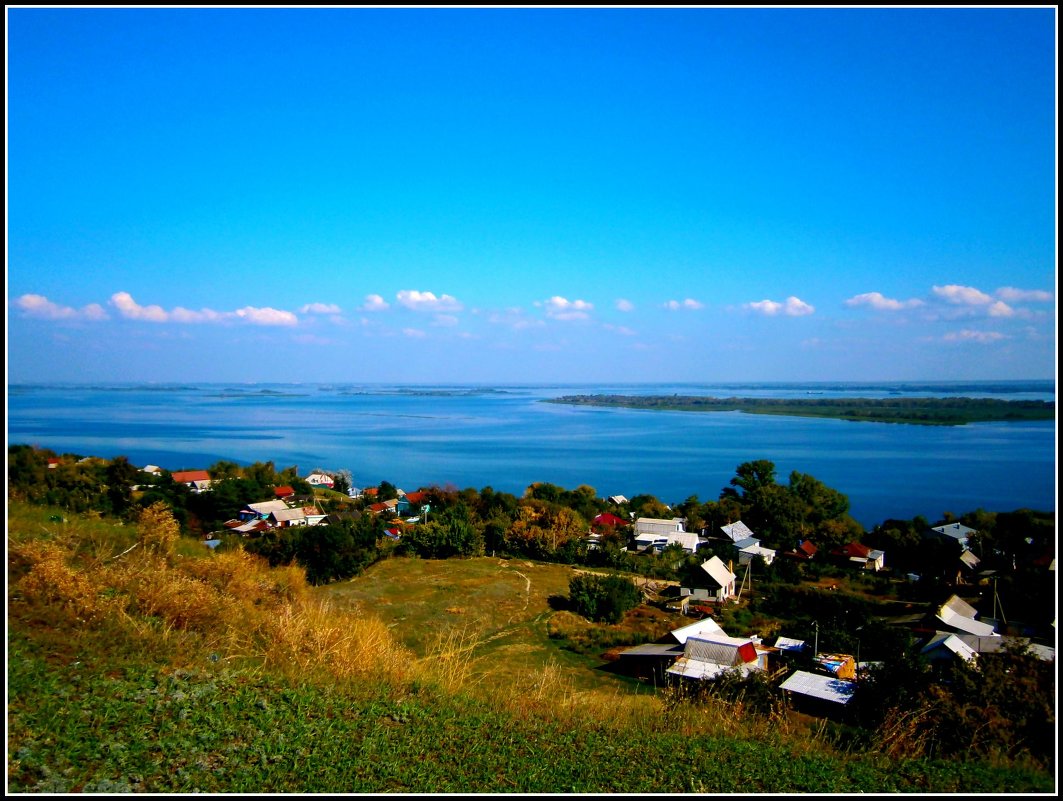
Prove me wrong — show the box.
[81,303,109,321]
[987,301,1015,318]
[996,287,1053,303]
[745,296,815,316]
[402,327,427,338]
[397,289,463,312]
[845,292,924,311]
[360,294,390,312]
[664,298,704,311]
[300,302,342,315]
[942,329,1007,344]
[233,306,299,326]
[111,291,169,322]
[170,306,226,323]
[615,298,634,312]
[109,293,299,327]
[932,284,994,306]
[14,293,108,321]
[603,323,636,336]
[432,314,459,327]
[541,296,593,320]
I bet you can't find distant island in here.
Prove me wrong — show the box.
[544,395,1056,425]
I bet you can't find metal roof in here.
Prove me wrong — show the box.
[779,671,855,705]
[670,618,725,644]
[700,556,736,587]
[721,520,755,542]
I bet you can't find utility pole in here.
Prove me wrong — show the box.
[813,620,819,658]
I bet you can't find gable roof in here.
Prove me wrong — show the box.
[683,635,758,666]
[593,512,627,528]
[246,499,291,515]
[921,632,978,663]
[669,618,725,644]
[270,508,307,523]
[721,521,755,542]
[936,594,998,637]
[832,541,871,559]
[699,555,736,588]
[172,469,211,483]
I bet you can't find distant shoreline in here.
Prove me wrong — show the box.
[544,395,1056,426]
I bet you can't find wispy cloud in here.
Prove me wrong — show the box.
[14,293,109,321]
[540,296,593,321]
[299,302,342,315]
[359,294,390,312]
[603,323,636,336]
[488,307,544,330]
[845,291,924,311]
[663,298,704,311]
[995,287,1053,303]
[744,296,815,316]
[402,328,427,338]
[942,329,1007,344]
[615,298,634,312]
[397,289,463,312]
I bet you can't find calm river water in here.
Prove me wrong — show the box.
[6,381,1056,529]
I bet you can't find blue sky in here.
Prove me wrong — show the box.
[6,7,1057,384]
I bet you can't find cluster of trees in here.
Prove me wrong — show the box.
[7,445,314,536]
[567,573,642,624]
[9,446,1055,628]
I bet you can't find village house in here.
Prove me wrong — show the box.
[680,556,737,604]
[831,541,886,571]
[718,520,757,543]
[934,594,999,638]
[783,540,818,561]
[170,469,213,493]
[928,522,976,550]
[305,472,335,489]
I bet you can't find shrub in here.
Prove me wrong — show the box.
[568,573,640,624]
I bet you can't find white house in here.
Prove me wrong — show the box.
[738,542,777,566]
[935,594,999,638]
[633,517,688,551]
[306,472,335,488]
[681,556,737,603]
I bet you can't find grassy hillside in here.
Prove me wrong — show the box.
[7,502,1054,793]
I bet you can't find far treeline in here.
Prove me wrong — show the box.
[545,395,1055,425]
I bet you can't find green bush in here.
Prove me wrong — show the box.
[568,573,640,624]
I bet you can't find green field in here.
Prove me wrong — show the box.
[319,556,679,694]
[7,503,1055,793]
